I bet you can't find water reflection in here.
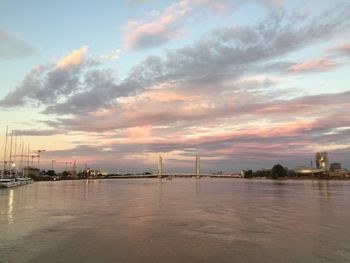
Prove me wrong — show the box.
[1,179,350,263]
[195,178,201,194]
[7,189,13,224]
[316,180,331,198]
[157,178,163,207]
[84,179,89,200]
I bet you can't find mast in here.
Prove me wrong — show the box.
[26,143,30,177]
[8,130,14,176]
[20,140,24,177]
[14,132,18,176]
[2,126,8,177]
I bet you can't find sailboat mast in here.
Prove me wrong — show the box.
[27,143,30,176]
[14,132,18,176]
[8,130,14,176]
[2,126,8,177]
[20,140,24,177]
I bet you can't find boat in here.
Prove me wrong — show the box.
[0,178,21,188]
[17,177,34,185]
[0,177,33,188]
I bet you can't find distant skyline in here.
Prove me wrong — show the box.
[1,0,350,173]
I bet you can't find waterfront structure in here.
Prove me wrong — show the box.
[195,155,200,178]
[293,166,313,174]
[330,163,342,171]
[158,155,163,178]
[316,152,329,171]
[293,166,325,174]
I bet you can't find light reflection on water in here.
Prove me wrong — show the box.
[7,189,13,224]
[0,178,350,263]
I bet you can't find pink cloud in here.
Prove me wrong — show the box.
[123,0,228,49]
[329,43,350,54]
[124,1,192,49]
[288,58,338,73]
[139,89,200,102]
[127,125,153,141]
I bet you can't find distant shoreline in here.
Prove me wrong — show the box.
[28,175,350,182]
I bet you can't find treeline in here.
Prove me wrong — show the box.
[244,164,297,179]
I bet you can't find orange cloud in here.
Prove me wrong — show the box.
[57,46,88,69]
[127,125,153,140]
[140,90,200,102]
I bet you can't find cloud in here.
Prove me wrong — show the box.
[57,46,89,69]
[288,58,338,73]
[99,49,122,61]
[0,45,101,107]
[127,0,155,5]
[329,43,350,55]
[48,89,350,133]
[2,3,349,112]
[123,1,191,50]
[13,129,63,136]
[44,69,121,114]
[42,100,350,172]
[0,28,36,59]
[122,0,299,50]
[123,0,231,50]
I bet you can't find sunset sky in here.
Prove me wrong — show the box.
[1,0,350,173]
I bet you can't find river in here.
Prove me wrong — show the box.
[1,178,350,263]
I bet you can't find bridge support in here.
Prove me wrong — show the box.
[158,155,163,178]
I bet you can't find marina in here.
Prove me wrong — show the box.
[0,126,36,188]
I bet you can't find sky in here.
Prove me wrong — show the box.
[1,0,350,173]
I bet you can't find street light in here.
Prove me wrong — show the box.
[30,154,39,165]
[65,161,72,171]
[36,150,46,171]
[51,160,56,170]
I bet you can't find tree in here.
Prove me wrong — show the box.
[271,164,287,179]
[287,169,296,177]
[46,170,55,176]
[244,169,253,178]
[253,169,271,178]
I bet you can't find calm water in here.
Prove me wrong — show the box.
[1,178,350,263]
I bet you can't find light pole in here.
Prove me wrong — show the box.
[51,160,56,171]
[30,155,38,165]
[65,161,72,171]
[36,150,46,171]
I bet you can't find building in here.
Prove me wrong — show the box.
[330,163,342,172]
[316,152,329,171]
